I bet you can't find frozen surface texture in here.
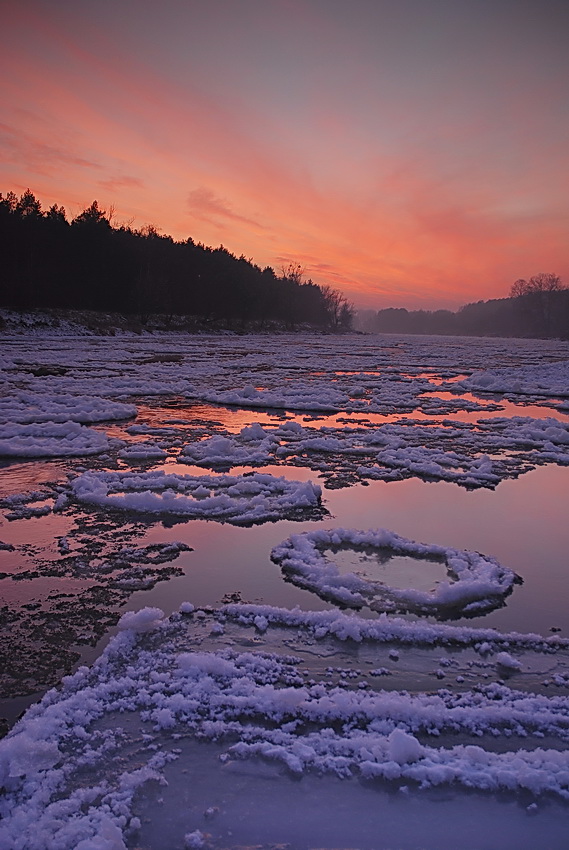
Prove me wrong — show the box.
[271,527,520,615]
[0,605,568,849]
[1,331,568,483]
[70,469,323,524]
[1,329,569,847]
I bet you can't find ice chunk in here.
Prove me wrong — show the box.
[495,652,522,671]
[117,607,165,633]
[387,729,424,764]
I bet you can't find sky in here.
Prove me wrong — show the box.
[1,0,568,310]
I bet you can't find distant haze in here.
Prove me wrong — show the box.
[1,0,568,309]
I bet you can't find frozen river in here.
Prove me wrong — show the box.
[1,330,568,849]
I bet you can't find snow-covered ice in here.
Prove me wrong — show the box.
[0,421,110,458]
[1,604,568,849]
[1,328,568,847]
[271,527,520,616]
[70,469,323,524]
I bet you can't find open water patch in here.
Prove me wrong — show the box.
[330,548,450,593]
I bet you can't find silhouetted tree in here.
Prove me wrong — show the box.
[320,284,354,330]
[72,200,110,228]
[509,273,567,337]
[510,273,564,297]
[16,189,42,218]
[0,188,355,330]
[355,274,569,339]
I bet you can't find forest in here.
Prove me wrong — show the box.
[0,189,353,330]
[2,189,566,339]
[357,273,569,339]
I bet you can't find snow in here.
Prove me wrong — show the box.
[117,607,165,633]
[0,603,568,849]
[184,830,205,849]
[70,469,322,524]
[0,421,110,457]
[181,429,275,468]
[221,602,564,652]
[1,329,569,847]
[1,331,568,485]
[495,651,523,671]
[458,361,569,402]
[118,442,167,461]
[271,527,519,616]
[0,392,136,424]
[387,728,425,764]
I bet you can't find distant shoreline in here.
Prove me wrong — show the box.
[2,307,567,341]
[0,308,359,337]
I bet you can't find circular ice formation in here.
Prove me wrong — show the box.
[70,469,322,525]
[271,528,520,617]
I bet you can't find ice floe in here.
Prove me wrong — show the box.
[457,361,569,404]
[70,469,323,524]
[118,441,168,461]
[0,392,136,424]
[271,528,520,616]
[0,422,109,457]
[181,429,275,469]
[171,415,569,489]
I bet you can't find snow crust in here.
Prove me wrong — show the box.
[0,391,134,457]
[117,606,165,633]
[271,528,519,616]
[0,392,136,424]
[1,331,569,846]
[118,441,168,461]
[181,427,275,468]
[1,603,568,849]
[459,361,569,401]
[0,421,109,457]
[71,469,322,524]
[158,415,569,489]
[1,332,568,483]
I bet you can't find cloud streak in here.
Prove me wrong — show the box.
[1,0,568,308]
[187,187,265,231]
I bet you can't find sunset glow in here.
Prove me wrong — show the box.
[2,0,568,309]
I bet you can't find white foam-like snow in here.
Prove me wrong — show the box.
[118,442,168,461]
[0,421,109,457]
[117,607,165,632]
[0,392,136,425]
[271,528,519,616]
[181,428,275,468]
[459,361,569,401]
[70,469,322,524]
[1,603,568,849]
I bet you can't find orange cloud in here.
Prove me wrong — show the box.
[187,187,266,232]
[1,1,567,309]
[99,175,144,192]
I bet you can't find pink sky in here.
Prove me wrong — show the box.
[1,0,568,309]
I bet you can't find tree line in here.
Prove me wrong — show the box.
[357,273,569,339]
[0,190,354,331]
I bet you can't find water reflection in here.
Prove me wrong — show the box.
[420,391,569,422]
[116,463,569,639]
[0,459,67,499]
[2,398,569,727]
[329,549,448,592]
